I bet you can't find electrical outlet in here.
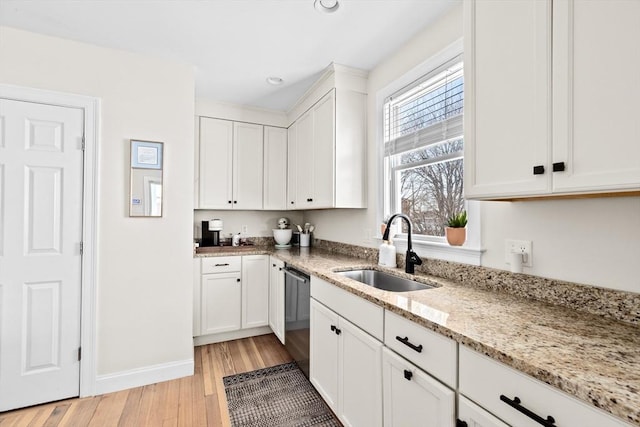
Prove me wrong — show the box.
[241,225,248,234]
[505,239,533,267]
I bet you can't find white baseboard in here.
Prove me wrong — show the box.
[193,326,272,346]
[95,358,194,395]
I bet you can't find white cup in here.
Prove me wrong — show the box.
[299,233,311,247]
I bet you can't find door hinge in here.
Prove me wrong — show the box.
[81,135,86,151]
[80,241,84,255]
[78,347,82,361]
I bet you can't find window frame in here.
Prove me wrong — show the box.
[376,39,484,265]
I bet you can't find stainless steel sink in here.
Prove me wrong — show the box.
[337,269,434,292]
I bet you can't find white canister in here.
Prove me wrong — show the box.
[378,241,397,267]
[299,233,311,247]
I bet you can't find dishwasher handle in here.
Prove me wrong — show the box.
[283,267,308,283]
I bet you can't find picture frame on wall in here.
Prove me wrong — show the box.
[131,140,163,169]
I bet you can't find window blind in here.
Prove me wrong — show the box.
[384,57,463,156]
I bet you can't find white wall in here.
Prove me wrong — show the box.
[304,5,640,293]
[0,27,196,377]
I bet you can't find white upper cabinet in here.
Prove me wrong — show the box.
[198,117,263,209]
[464,0,640,200]
[551,0,640,194]
[287,64,368,209]
[286,122,298,209]
[263,126,288,210]
[199,117,234,209]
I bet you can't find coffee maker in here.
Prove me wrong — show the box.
[201,219,223,247]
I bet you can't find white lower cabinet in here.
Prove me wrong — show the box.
[382,347,455,427]
[241,255,269,329]
[310,298,383,427]
[268,256,285,344]
[459,345,630,427]
[458,396,510,427]
[201,271,241,335]
[195,255,269,339]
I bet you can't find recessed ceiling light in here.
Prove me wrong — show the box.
[314,0,340,14]
[266,76,284,86]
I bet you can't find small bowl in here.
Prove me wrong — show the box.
[273,229,292,246]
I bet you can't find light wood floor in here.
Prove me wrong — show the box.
[0,334,293,427]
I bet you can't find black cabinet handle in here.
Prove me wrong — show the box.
[307,198,313,202]
[396,336,423,353]
[233,200,237,204]
[214,263,230,267]
[456,420,468,427]
[236,278,241,282]
[403,369,413,381]
[228,200,232,204]
[533,165,545,175]
[279,267,282,271]
[552,162,565,172]
[272,263,276,267]
[330,325,342,335]
[500,395,556,427]
[291,201,294,204]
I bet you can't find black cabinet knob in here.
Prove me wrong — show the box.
[552,161,566,172]
[228,200,232,204]
[533,165,545,175]
[291,201,294,204]
[403,369,413,381]
[236,278,240,282]
[233,200,237,204]
[456,420,468,427]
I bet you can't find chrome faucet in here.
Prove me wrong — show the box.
[382,213,423,274]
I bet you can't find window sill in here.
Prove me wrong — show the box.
[379,236,484,266]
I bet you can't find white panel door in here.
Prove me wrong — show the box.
[201,272,242,335]
[312,91,335,208]
[552,0,640,193]
[458,396,511,427]
[263,126,288,210]
[339,317,383,427]
[198,117,233,209]
[286,123,298,209]
[233,122,263,209]
[268,257,285,344]
[309,298,339,412]
[0,98,84,411]
[464,0,552,199]
[241,255,269,329]
[382,348,455,427]
[295,110,314,208]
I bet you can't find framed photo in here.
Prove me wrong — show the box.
[131,140,163,170]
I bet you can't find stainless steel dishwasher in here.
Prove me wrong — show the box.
[283,265,310,378]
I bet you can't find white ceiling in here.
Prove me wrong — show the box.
[0,0,458,111]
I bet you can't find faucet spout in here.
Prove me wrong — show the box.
[382,213,423,274]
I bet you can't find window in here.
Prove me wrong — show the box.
[384,57,464,240]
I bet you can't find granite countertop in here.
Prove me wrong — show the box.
[195,246,640,425]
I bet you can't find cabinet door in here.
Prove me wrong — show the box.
[263,126,288,210]
[201,272,241,335]
[287,123,298,209]
[199,117,233,209]
[339,317,383,427]
[241,255,269,329]
[464,0,552,199]
[382,348,455,427]
[295,110,314,207]
[310,299,339,412]
[193,258,202,337]
[552,0,640,193]
[269,257,285,344]
[312,91,335,208]
[458,396,510,427]
[233,122,263,209]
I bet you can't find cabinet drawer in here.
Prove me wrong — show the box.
[201,256,241,274]
[384,310,457,388]
[311,276,383,341]
[459,346,630,427]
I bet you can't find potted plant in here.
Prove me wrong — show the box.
[445,211,467,246]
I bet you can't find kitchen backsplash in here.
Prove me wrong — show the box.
[313,238,640,326]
